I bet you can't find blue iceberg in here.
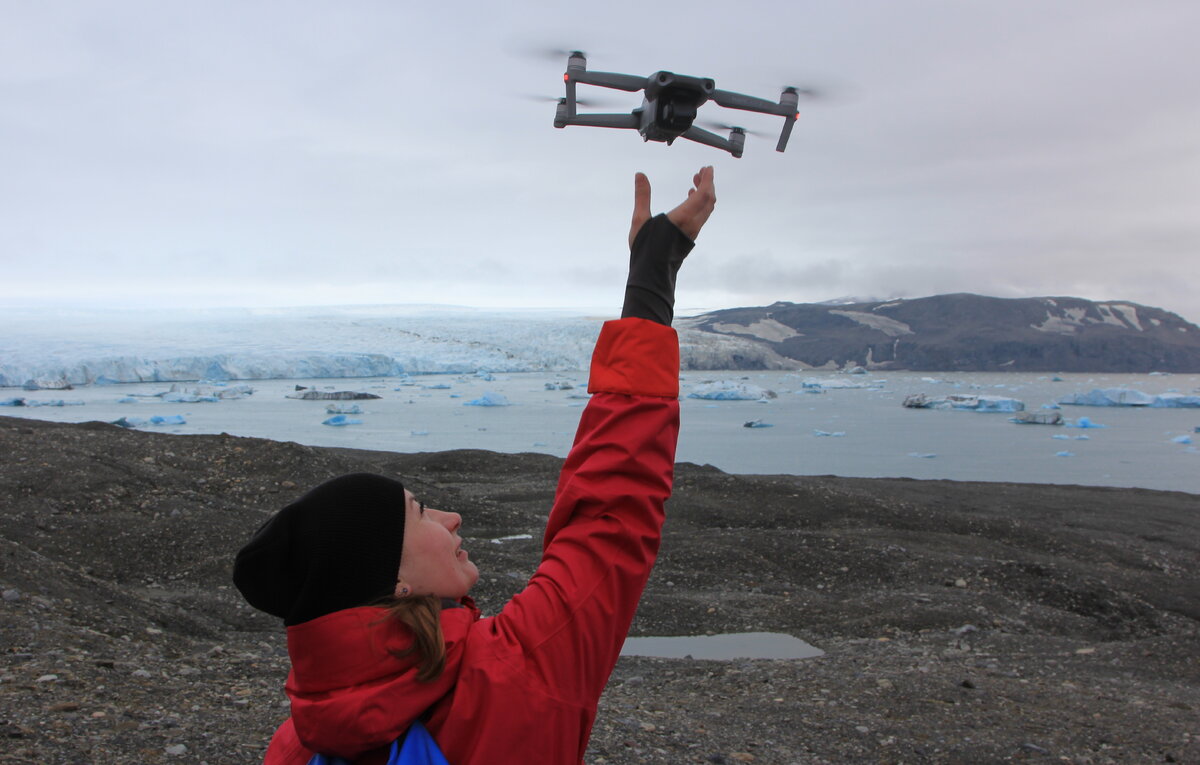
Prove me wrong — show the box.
[1058,388,1200,408]
[464,392,511,407]
[322,415,363,426]
[688,381,776,401]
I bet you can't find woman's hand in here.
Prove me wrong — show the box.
[621,167,717,326]
[628,166,716,248]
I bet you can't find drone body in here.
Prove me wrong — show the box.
[552,51,808,158]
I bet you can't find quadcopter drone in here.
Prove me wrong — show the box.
[551,51,812,158]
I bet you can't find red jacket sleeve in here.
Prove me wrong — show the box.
[485,317,679,705]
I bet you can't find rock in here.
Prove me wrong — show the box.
[35,674,58,683]
[2,589,20,602]
[165,744,188,756]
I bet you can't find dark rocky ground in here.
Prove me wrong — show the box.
[1,414,1197,764]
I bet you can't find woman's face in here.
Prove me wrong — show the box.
[395,490,479,599]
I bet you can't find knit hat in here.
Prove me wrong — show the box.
[232,473,408,625]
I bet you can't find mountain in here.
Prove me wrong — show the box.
[681,294,1200,372]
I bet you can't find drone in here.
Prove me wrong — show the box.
[551,51,813,158]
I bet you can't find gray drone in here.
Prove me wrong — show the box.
[552,51,813,158]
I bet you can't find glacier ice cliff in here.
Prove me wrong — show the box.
[1,307,797,387]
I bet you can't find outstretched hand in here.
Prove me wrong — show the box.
[628,166,717,249]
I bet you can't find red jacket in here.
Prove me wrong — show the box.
[263,318,681,764]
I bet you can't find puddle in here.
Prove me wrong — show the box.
[620,632,823,661]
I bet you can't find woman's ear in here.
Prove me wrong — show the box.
[394,578,411,598]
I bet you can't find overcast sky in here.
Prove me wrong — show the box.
[2,0,1198,322]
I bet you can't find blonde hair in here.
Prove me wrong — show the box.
[375,595,446,683]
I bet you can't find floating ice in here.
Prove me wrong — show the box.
[904,394,1024,412]
[423,384,452,390]
[111,414,186,428]
[1010,411,1062,425]
[322,415,363,426]
[544,381,575,391]
[1154,394,1200,408]
[813,429,845,437]
[0,398,84,407]
[800,378,873,390]
[743,419,774,428]
[1058,388,1200,408]
[1055,451,1075,457]
[1172,435,1193,445]
[325,403,362,414]
[908,452,937,458]
[688,381,776,401]
[1053,434,1071,440]
[464,392,511,407]
[288,390,381,401]
[1069,417,1107,429]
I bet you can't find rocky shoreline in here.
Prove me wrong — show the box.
[2,414,1198,763]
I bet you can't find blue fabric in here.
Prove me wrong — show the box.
[306,721,449,765]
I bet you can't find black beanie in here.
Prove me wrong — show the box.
[232,473,407,626]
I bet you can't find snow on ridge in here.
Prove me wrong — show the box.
[829,309,913,337]
[708,318,801,342]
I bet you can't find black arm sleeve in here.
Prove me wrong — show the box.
[621,214,695,326]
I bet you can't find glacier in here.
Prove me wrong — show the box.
[0,306,793,387]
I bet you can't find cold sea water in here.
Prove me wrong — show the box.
[6,370,1199,495]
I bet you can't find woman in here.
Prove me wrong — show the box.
[233,166,716,764]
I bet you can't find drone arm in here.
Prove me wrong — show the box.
[569,70,648,92]
[775,115,797,152]
[710,88,789,116]
[680,125,742,158]
[557,113,641,130]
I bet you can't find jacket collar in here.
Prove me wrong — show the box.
[284,599,479,758]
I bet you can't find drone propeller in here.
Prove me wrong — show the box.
[698,120,768,138]
[781,85,820,99]
[523,46,590,63]
[522,94,621,108]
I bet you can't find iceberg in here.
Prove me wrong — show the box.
[325,403,363,414]
[1010,411,1063,425]
[1069,417,1106,429]
[798,377,879,390]
[287,390,382,401]
[1056,388,1200,407]
[1055,451,1075,457]
[0,397,84,407]
[111,414,186,428]
[322,415,363,426]
[1152,393,1200,408]
[903,394,1025,412]
[688,381,776,401]
[1172,435,1193,445]
[464,392,511,407]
